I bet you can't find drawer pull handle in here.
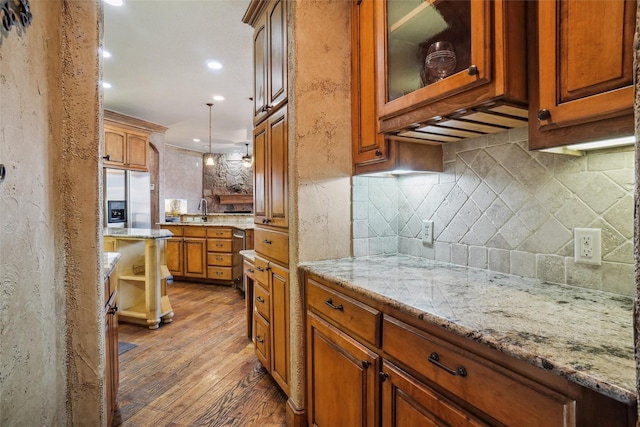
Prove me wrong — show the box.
[361,360,370,369]
[216,244,223,247]
[262,239,272,244]
[325,299,343,311]
[256,296,265,303]
[256,266,264,272]
[255,336,264,343]
[248,268,254,273]
[428,352,467,377]
[215,272,223,275]
[107,305,118,316]
[378,372,389,382]
[216,257,223,260]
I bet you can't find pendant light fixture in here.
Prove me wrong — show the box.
[204,103,215,166]
[242,143,253,167]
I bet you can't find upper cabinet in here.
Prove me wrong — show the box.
[374,0,528,143]
[352,0,443,175]
[104,124,149,171]
[528,0,636,150]
[246,0,288,125]
[253,105,288,228]
[103,110,167,172]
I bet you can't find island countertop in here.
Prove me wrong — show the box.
[104,228,173,239]
[103,252,120,278]
[298,254,635,405]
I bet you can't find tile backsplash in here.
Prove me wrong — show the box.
[353,127,635,296]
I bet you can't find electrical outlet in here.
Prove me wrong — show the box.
[574,228,601,265]
[422,220,434,245]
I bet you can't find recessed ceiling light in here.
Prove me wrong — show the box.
[207,60,223,70]
[193,138,200,142]
[213,95,224,101]
[104,0,123,6]
[102,82,112,89]
[101,49,112,58]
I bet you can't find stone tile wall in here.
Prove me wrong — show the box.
[353,127,635,296]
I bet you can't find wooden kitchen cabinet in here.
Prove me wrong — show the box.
[380,361,487,427]
[104,274,118,427]
[245,0,287,124]
[252,254,290,395]
[161,225,242,285]
[307,312,379,427]
[104,123,149,171]
[372,0,527,143]
[304,271,634,427]
[528,0,636,150]
[253,105,288,228]
[352,0,443,175]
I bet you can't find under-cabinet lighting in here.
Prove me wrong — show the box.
[540,135,635,155]
[565,135,635,151]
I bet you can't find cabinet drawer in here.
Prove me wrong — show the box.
[382,316,575,427]
[254,256,269,285]
[207,252,232,266]
[184,227,207,238]
[162,225,183,237]
[307,278,381,346]
[254,312,271,369]
[207,266,232,281]
[254,227,288,265]
[207,239,232,252]
[253,282,270,321]
[207,228,232,238]
[243,259,255,280]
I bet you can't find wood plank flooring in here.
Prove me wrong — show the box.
[112,281,287,427]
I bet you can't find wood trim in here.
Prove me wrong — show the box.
[218,194,254,205]
[104,109,168,134]
[242,0,269,26]
[286,398,306,426]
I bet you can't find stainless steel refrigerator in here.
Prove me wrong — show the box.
[104,168,151,229]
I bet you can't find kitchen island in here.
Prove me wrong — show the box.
[300,254,636,426]
[104,228,173,329]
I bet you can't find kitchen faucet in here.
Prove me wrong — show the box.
[198,198,208,222]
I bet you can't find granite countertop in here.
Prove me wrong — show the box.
[104,227,173,239]
[103,252,120,278]
[239,249,255,262]
[298,254,636,405]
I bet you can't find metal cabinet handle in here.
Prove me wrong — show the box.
[255,336,264,343]
[467,65,479,76]
[262,239,272,244]
[215,271,223,276]
[248,268,254,273]
[379,372,389,382]
[215,243,223,247]
[428,352,467,377]
[361,360,370,369]
[103,154,111,161]
[262,218,271,224]
[375,149,383,156]
[256,296,265,303]
[215,257,223,261]
[108,305,118,316]
[537,109,551,121]
[325,298,343,311]
[256,266,265,272]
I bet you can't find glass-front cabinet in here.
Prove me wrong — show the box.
[374,0,527,141]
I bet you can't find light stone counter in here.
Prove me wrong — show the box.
[239,249,256,262]
[104,227,173,239]
[298,254,635,405]
[103,252,120,278]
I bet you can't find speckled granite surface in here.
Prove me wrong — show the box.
[104,227,173,239]
[239,249,255,262]
[103,252,120,278]
[298,254,635,405]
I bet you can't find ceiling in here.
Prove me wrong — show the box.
[103,0,254,155]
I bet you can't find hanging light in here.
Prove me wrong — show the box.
[242,143,253,167]
[204,103,215,166]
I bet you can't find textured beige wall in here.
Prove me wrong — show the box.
[0,1,103,425]
[288,0,353,413]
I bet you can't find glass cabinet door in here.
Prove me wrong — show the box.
[377,0,490,119]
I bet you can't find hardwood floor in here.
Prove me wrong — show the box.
[112,281,287,427]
